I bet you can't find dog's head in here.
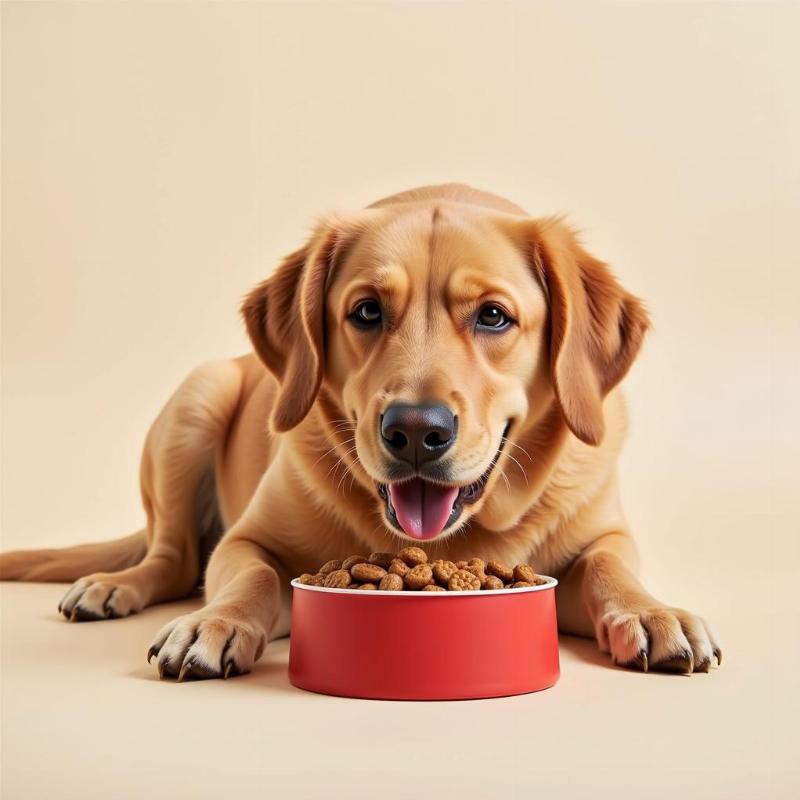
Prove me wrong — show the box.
[242,200,648,542]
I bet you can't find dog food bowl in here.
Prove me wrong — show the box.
[288,577,559,700]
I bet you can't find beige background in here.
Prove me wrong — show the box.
[1,2,798,798]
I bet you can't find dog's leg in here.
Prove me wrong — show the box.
[145,527,286,680]
[557,531,722,673]
[57,360,243,622]
[0,530,147,582]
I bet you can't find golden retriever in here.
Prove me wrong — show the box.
[0,184,721,679]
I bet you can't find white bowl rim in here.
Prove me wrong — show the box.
[290,575,558,596]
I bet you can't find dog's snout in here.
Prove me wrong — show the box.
[380,403,457,467]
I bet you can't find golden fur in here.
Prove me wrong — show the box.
[0,184,720,678]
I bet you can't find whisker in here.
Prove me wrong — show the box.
[326,445,359,484]
[336,451,362,495]
[504,453,529,485]
[498,466,511,493]
[312,437,355,469]
[324,445,358,481]
[502,438,533,462]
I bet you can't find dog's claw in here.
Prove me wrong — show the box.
[157,661,166,680]
[146,646,158,664]
[69,607,79,622]
[695,657,711,673]
[620,648,648,672]
[713,647,723,666]
[177,660,191,682]
[655,649,694,674]
[223,661,233,679]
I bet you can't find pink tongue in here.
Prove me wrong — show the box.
[388,479,460,540]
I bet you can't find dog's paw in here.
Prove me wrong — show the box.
[58,575,143,621]
[596,604,722,674]
[146,609,267,681]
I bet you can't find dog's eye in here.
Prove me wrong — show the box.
[349,299,382,329]
[476,303,512,331]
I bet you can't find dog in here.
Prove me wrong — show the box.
[0,183,721,679]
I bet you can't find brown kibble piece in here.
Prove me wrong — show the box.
[404,564,434,590]
[468,557,485,571]
[422,584,446,592]
[350,562,387,582]
[465,564,488,587]
[323,569,351,588]
[513,564,536,583]
[388,558,409,577]
[511,581,534,588]
[298,573,325,586]
[431,559,458,585]
[448,569,481,591]
[379,573,404,591]
[398,546,428,567]
[455,560,468,569]
[342,555,368,570]
[358,583,377,590]
[320,559,343,575]
[486,560,514,582]
[368,552,394,569]
[483,575,504,590]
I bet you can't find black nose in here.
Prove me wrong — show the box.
[380,403,457,467]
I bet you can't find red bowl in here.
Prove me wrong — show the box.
[288,577,560,700]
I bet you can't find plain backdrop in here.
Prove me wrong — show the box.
[1,2,798,799]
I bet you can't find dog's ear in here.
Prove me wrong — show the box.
[241,217,358,432]
[526,218,650,446]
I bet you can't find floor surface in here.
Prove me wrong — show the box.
[1,577,795,800]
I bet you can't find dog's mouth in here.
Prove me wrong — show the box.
[376,424,509,540]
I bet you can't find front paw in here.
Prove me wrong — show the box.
[58,575,143,621]
[596,604,722,674]
[147,609,267,681]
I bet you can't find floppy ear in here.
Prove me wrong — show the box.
[241,219,354,432]
[528,218,650,446]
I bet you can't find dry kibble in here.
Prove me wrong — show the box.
[398,546,428,567]
[295,554,548,592]
[323,569,351,588]
[448,569,481,591]
[368,552,394,569]
[431,559,458,585]
[350,562,387,582]
[405,564,434,590]
[379,573,404,591]
[388,558,409,577]
[486,560,514,582]
[513,564,537,583]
